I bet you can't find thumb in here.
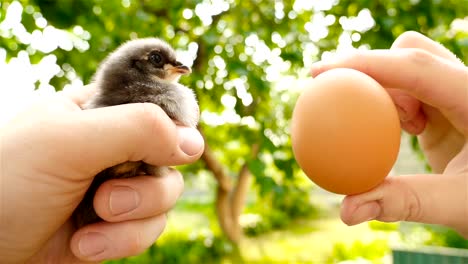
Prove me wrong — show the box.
[340,174,468,237]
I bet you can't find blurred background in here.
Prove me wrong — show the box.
[1,0,467,263]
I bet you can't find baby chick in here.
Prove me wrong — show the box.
[72,38,199,228]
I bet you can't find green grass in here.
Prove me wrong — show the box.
[237,217,394,263]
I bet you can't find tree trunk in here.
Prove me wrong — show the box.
[199,128,259,243]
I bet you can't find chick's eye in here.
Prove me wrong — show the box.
[149,52,163,66]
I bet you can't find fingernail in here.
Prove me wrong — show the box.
[79,232,109,258]
[110,186,140,215]
[178,126,204,156]
[349,202,381,225]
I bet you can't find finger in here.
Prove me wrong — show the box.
[310,49,468,133]
[390,31,462,136]
[390,32,466,134]
[386,88,423,123]
[340,173,468,237]
[70,214,166,261]
[391,31,462,64]
[364,83,428,134]
[400,111,427,135]
[93,169,184,222]
[68,103,204,177]
[60,85,97,107]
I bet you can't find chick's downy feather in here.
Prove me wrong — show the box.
[72,38,199,227]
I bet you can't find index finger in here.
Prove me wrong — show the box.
[310,49,468,133]
[59,85,97,107]
[391,31,463,64]
[388,31,466,135]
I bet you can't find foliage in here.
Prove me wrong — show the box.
[1,0,468,260]
[398,223,468,250]
[424,226,468,249]
[327,239,390,264]
[243,182,317,237]
[368,221,399,232]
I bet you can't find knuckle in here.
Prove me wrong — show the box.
[392,177,423,222]
[166,170,185,205]
[127,230,144,254]
[393,31,424,48]
[155,171,183,211]
[157,181,173,209]
[175,170,185,193]
[344,50,365,63]
[137,103,165,133]
[401,49,435,94]
[403,48,435,66]
[135,103,178,161]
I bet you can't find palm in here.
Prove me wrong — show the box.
[28,221,95,264]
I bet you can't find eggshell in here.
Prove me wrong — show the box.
[291,68,401,195]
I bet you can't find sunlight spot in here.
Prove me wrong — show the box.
[201,109,242,126]
[325,14,336,25]
[214,45,223,54]
[240,116,259,129]
[221,94,236,109]
[35,17,47,28]
[293,0,338,12]
[223,28,233,38]
[93,5,102,15]
[451,17,468,32]
[121,0,130,8]
[302,42,319,68]
[205,79,214,89]
[239,53,248,62]
[213,55,226,70]
[288,10,297,19]
[183,9,193,19]
[275,1,285,20]
[129,32,138,39]
[305,13,329,42]
[73,26,84,35]
[195,0,230,26]
[0,1,23,30]
[351,32,361,42]
[272,32,286,48]
[240,214,262,228]
[12,24,31,44]
[25,5,34,14]
[339,8,375,33]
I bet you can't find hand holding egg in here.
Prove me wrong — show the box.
[303,32,468,238]
[291,68,401,195]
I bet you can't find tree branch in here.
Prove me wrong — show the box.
[199,127,232,191]
[230,144,260,223]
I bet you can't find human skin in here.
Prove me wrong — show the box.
[311,31,468,238]
[0,86,204,263]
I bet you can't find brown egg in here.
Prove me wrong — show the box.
[291,68,401,195]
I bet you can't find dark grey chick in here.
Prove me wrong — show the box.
[72,38,199,228]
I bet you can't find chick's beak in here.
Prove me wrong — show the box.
[172,61,191,75]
